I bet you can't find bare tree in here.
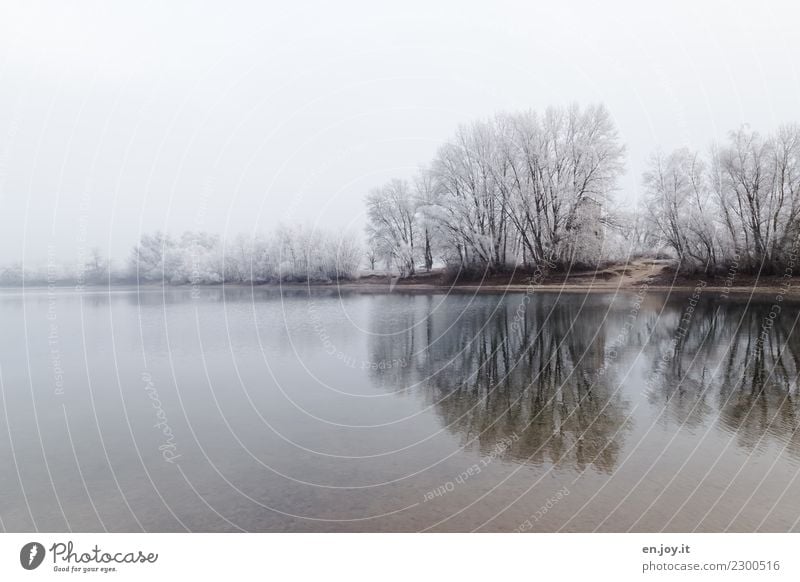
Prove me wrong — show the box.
[365,248,377,271]
[429,119,509,269]
[643,149,720,272]
[424,104,624,271]
[365,179,418,276]
[129,231,180,282]
[647,123,800,274]
[714,125,800,272]
[499,104,624,267]
[413,168,441,271]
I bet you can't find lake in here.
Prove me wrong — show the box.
[0,285,799,532]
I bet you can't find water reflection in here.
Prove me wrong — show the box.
[368,293,630,473]
[367,291,800,473]
[2,285,799,532]
[645,296,800,457]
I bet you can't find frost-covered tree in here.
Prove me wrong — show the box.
[79,247,111,284]
[416,103,624,271]
[713,125,800,272]
[429,119,510,269]
[413,168,443,271]
[0,263,25,285]
[645,123,800,274]
[127,226,360,284]
[497,104,625,267]
[365,248,377,271]
[365,179,419,276]
[129,231,181,282]
[177,231,223,284]
[643,149,721,272]
[324,232,362,280]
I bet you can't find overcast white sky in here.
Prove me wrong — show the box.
[1,0,798,264]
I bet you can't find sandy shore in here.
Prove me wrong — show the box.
[332,258,799,297]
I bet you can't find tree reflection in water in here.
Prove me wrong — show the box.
[366,291,800,474]
[644,296,800,458]
[367,293,630,474]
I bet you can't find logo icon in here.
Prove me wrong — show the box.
[20,542,45,570]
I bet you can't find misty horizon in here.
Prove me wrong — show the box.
[2,0,799,266]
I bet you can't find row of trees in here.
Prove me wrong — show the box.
[0,248,111,286]
[643,124,800,274]
[130,226,362,283]
[0,227,362,286]
[365,103,627,274]
[367,105,800,277]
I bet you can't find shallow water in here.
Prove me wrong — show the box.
[0,285,799,532]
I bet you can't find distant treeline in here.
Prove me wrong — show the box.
[0,226,362,286]
[129,227,361,283]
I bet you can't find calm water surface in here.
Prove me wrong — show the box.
[0,286,799,531]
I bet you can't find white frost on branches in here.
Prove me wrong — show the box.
[129,226,362,284]
[365,103,626,275]
[643,124,800,273]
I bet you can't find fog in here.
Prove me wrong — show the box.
[1,0,798,266]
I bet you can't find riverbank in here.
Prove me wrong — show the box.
[337,258,800,297]
[3,258,798,297]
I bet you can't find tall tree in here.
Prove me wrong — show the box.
[365,179,418,276]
